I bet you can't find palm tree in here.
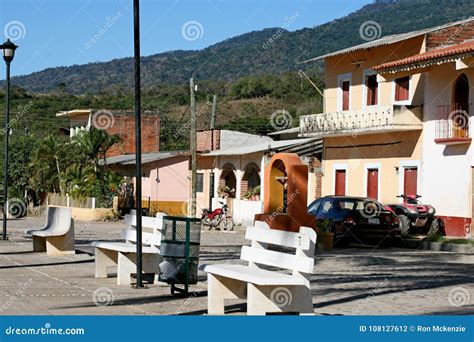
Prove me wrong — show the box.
[30,135,71,195]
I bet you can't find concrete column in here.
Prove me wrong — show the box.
[235,169,244,200]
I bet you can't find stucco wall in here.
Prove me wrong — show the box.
[421,64,474,224]
[321,131,422,203]
[324,36,425,113]
[141,156,190,202]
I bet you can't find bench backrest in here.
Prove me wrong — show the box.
[242,224,317,286]
[121,213,164,250]
[46,206,73,235]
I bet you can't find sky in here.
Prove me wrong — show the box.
[0,0,372,78]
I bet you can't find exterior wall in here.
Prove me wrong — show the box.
[197,129,221,152]
[321,131,422,204]
[107,114,160,157]
[141,156,190,202]
[421,63,474,237]
[196,152,264,223]
[324,36,425,113]
[65,110,160,158]
[136,155,190,216]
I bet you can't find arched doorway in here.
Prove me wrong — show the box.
[241,163,261,200]
[452,74,470,138]
[218,163,236,198]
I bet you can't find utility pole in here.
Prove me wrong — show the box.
[209,94,217,211]
[133,0,143,288]
[210,94,217,129]
[190,77,197,217]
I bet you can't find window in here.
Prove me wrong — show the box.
[338,74,351,111]
[196,173,204,193]
[366,74,378,106]
[395,76,410,102]
[342,80,350,111]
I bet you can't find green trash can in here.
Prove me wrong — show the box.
[159,216,201,295]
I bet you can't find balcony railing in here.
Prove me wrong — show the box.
[435,103,471,144]
[299,105,423,137]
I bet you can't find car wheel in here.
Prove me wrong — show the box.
[399,215,411,236]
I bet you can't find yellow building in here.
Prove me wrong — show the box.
[299,18,474,236]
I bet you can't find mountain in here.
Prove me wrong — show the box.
[8,0,474,94]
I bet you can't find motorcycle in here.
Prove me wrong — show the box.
[387,194,444,236]
[201,201,235,231]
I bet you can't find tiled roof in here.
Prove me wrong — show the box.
[372,40,474,71]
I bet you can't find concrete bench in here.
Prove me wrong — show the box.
[25,206,75,256]
[91,213,163,285]
[203,223,317,315]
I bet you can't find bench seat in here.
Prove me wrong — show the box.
[25,206,75,256]
[91,241,159,254]
[92,214,164,285]
[204,224,317,315]
[203,264,307,286]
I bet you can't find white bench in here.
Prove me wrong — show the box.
[203,223,317,315]
[91,213,163,285]
[25,206,75,256]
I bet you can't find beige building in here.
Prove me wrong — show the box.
[300,17,474,236]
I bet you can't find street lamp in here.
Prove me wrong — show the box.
[1,39,18,241]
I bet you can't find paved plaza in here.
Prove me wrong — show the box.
[0,217,472,315]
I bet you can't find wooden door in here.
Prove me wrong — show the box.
[404,167,418,197]
[335,170,346,196]
[367,169,378,200]
[342,81,350,111]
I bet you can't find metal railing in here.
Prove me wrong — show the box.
[435,103,470,140]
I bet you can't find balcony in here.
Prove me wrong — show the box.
[435,104,471,145]
[299,105,423,137]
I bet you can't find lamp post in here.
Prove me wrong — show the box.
[133,0,143,288]
[0,39,17,241]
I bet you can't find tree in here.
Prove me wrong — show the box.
[30,134,71,195]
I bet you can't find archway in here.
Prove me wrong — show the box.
[452,74,470,137]
[241,163,261,200]
[255,153,314,232]
[218,163,236,198]
[453,74,469,107]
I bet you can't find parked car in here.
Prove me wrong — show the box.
[307,196,401,246]
[386,194,444,236]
